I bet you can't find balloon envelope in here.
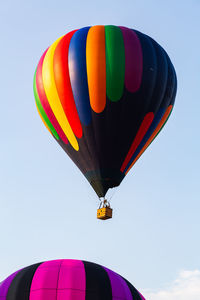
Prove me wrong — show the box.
[0,259,145,299]
[34,25,177,197]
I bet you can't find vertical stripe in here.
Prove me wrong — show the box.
[103,267,133,300]
[0,271,20,300]
[53,31,83,139]
[30,260,62,300]
[33,70,59,140]
[123,278,145,300]
[6,264,41,300]
[105,25,125,101]
[36,50,68,144]
[120,27,143,93]
[83,261,112,300]
[105,25,125,102]
[68,27,92,125]
[146,38,168,113]
[57,259,85,300]
[125,105,173,174]
[30,260,85,300]
[86,25,106,113]
[121,112,154,172]
[42,37,79,151]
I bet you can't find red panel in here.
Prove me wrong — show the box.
[36,50,68,144]
[54,31,83,138]
[121,112,154,172]
[125,105,173,174]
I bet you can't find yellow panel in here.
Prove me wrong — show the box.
[42,36,79,151]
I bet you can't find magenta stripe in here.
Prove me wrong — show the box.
[104,267,132,300]
[36,50,68,144]
[57,259,85,300]
[30,260,62,300]
[0,270,21,299]
[120,27,143,93]
[30,259,85,300]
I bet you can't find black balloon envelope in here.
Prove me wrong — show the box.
[34,25,177,199]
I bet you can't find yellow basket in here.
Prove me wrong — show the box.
[97,207,113,220]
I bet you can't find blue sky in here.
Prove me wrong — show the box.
[0,0,200,298]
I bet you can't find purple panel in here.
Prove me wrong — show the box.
[0,270,21,299]
[103,267,132,300]
[120,26,143,93]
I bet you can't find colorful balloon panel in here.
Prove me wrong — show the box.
[86,26,106,113]
[0,259,145,300]
[34,25,177,197]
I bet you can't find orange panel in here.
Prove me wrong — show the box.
[86,26,106,113]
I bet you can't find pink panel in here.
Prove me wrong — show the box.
[57,289,85,300]
[57,259,85,300]
[30,260,85,300]
[30,260,62,300]
[30,260,62,290]
[104,267,132,300]
[30,289,57,300]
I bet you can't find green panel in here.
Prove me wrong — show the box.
[105,25,125,101]
[33,70,59,140]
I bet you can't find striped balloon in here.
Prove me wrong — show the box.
[34,25,177,198]
[0,259,145,300]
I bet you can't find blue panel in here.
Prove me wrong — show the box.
[68,27,92,126]
[124,107,165,173]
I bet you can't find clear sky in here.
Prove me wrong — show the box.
[0,0,200,299]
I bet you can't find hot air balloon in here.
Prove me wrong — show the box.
[0,259,145,299]
[33,25,177,219]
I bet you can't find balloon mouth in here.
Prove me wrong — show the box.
[85,169,125,197]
